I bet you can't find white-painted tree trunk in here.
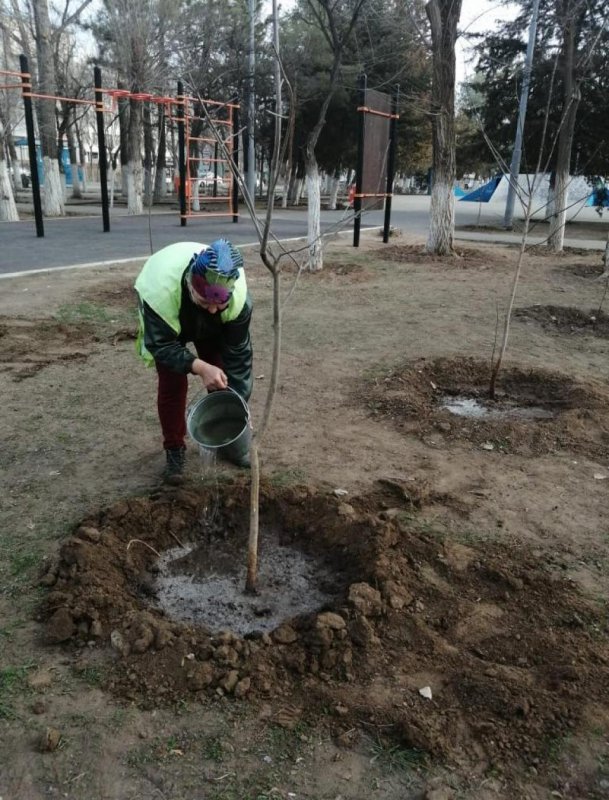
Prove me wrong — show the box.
[295,177,305,205]
[425,0,461,255]
[427,178,454,254]
[109,164,115,208]
[70,159,82,199]
[0,158,19,221]
[548,169,569,252]
[191,179,201,212]
[328,174,339,210]
[126,161,143,215]
[306,162,323,272]
[281,165,290,208]
[42,157,65,217]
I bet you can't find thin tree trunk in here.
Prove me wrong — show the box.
[548,7,580,253]
[489,217,530,399]
[67,111,81,199]
[126,96,143,214]
[0,120,19,221]
[143,101,153,207]
[328,167,340,210]
[153,106,167,202]
[75,117,87,192]
[306,158,322,271]
[118,85,130,199]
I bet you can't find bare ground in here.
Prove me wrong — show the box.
[1,235,609,800]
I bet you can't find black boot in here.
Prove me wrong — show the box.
[163,446,186,485]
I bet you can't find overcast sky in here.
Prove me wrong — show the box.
[456,0,520,84]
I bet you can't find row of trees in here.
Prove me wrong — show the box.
[1,0,608,259]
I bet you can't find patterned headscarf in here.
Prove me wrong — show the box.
[187,239,243,305]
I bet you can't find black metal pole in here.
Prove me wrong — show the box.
[213,141,218,198]
[177,80,187,227]
[94,66,110,232]
[19,54,44,238]
[231,99,239,222]
[383,86,399,244]
[353,74,366,248]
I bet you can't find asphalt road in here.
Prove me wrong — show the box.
[1,195,605,276]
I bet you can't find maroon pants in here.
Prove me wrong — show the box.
[156,344,223,450]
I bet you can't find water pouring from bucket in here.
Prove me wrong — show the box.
[187,387,252,468]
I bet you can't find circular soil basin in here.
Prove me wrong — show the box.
[515,305,609,338]
[156,530,339,635]
[40,480,609,773]
[364,356,609,456]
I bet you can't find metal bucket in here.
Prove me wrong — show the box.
[186,388,251,466]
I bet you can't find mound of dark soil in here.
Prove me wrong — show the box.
[515,305,609,337]
[39,480,609,778]
[0,317,97,380]
[562,262,605,279]
[379,244,495,267]
[283,260,373,283]
[0,315,135,380]
[363,356,609,457]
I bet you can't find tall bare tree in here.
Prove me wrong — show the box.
[25,0,93,215]
[95,0,164,213]
[547,0,606,252]
[31,0,65,215]
[425,0,462,255]
[303,0,368,272]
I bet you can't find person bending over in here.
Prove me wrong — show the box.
[135,239,253,483]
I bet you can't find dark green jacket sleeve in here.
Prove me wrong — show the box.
[140,295,253,402]
[141,301,196,374]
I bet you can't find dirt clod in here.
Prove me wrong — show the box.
[39,727,61,752]
[45,608,74,643]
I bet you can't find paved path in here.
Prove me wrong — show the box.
[1,196,605,276]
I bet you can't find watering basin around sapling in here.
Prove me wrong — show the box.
[154,527,340,635]
[440,395,555,420]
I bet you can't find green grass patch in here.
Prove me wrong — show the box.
[0,662,35,719]
[10,550,39,577]
[369,735,428,774]
[54,302,112,325]
[202,735,225,763]
[76,666,104,688]
[269,467,307,488]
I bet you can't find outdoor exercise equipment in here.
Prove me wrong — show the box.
[352,75,400,247]
[5,56,240,238]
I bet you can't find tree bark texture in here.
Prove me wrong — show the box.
[548,3,581,253]
[126,97,143,214]
[118,86,130,198]
[32,0,65,215]
[153,107,167,201]
[67,110,82,199]
[143,102,153,206]
[425,0,462,255]
[0,120,18,221]
[306,159,323,271]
